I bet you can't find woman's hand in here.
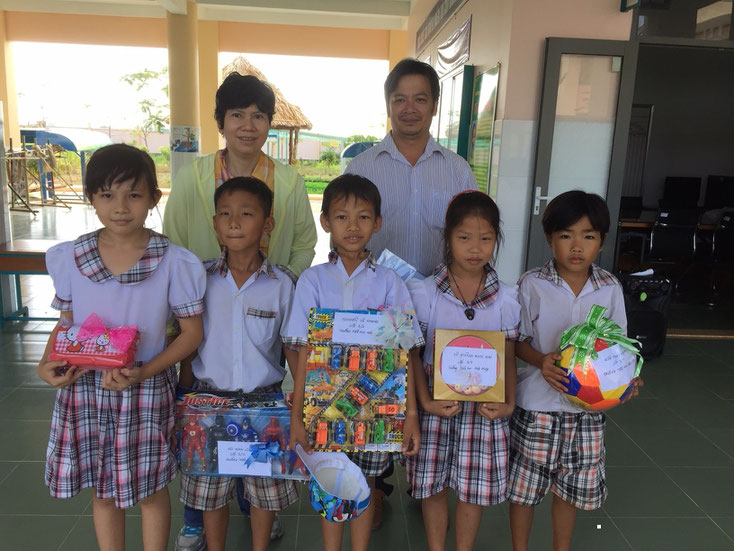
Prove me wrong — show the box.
[37,359,88,388]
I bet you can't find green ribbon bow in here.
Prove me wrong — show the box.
[559,304,643,377]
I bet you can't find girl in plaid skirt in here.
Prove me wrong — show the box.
[406,191,520,551]
[36,144,206,551]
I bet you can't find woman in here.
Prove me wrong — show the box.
[164,72,317,274]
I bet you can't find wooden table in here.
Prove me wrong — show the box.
[0,239,59,323]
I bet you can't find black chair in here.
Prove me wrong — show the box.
[620,196,643,219]
[704,175,734,210]
[645,209,699,290]
[706,210,734,306]
[660,177,701,209]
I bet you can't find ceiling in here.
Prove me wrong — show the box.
[0,0,413,29]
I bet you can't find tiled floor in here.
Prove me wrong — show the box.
[1,204,734,549]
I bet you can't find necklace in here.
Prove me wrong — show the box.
[448,267,484,321]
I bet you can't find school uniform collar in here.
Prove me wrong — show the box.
[432,262,500,308]
[207,249,277,280]
[327,248,377,272]
[375,132,446,165]
[536,259,617,291]
[74,229,169,284]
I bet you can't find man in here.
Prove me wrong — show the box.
[347,57,477,278]
[346,58,477,528]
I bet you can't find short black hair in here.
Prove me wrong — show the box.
[384,58,440,107]
[214,176,273,217]
[84,143,158,201]
[321,174,381,218]
[443,191,503,264]
[542,190,610,239]
[215,72,276,128]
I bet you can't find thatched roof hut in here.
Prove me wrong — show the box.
[221,56,312,164]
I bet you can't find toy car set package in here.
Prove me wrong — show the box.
[304,307,415,452]
[48,313,139,370]
[556,304,644,411]
[432,329,507,402]
[174,389,309,481]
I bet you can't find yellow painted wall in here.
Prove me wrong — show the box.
[6,12,167,47]
[218,22,389,59]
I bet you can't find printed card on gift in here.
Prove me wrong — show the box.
[432,329,506,402]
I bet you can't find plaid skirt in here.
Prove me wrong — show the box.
[45,367,178,509]
[406,363,510,506]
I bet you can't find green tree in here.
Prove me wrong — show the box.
[320,149,339,166]
[345,134,379,145]
[121,68,169,150]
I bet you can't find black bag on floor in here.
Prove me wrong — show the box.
[618,274,673,360]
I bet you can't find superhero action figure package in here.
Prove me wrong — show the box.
[304,307,415,452]
[433,329,506,402]
[174,389,309,481]
[48,313,139,370]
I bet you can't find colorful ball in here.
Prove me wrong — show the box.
[556,339,637,411]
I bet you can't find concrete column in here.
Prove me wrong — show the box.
[167,1,200,179]
[386,30,408,132]
[0,11,20,148]
[197,20,219,155]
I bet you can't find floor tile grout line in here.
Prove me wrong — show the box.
[54,513,85,551]
[599,507,635,551]
[608,416,734,544]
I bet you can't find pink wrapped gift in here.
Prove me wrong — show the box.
[48,313,139,369]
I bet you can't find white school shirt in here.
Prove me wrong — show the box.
[516,259,627,413]
[46,230,206,362]
[346,133,477,277]
[282,250,424,349]
[192,251,294,392]
[407,264,521,366]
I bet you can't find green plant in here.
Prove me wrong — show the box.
[158,145,170,162]
[319,149,339,166]
[121,67,169,150]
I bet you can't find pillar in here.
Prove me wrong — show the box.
[0,11,20,148]
[197,20,219,155]
[167,1,200,179]
[386,30,408,132]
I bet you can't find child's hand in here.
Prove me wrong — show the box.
[621,377,644,403]
[540,352,568,393]
[37,359,88,388]
[289,417,311,454]
[101,367,137,391]
[422,399,462,418]
[401,413,420,456]
[477,401,515,421]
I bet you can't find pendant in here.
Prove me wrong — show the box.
[464,308,475,321]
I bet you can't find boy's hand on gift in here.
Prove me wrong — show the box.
[289,417,311,454]
[540,352,568,393]
[401,413,421,456]
[478,401,515,421]
[37,360,88,388]
[621,377,644,403]
[422,399,461,418]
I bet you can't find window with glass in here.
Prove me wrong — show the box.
[637,0,733,43]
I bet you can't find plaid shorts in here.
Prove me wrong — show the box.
[349,451,391,478]
[406,401,509,506]
[508,407,607,511]
[179,473,298,511]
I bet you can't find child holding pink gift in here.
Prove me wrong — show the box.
[36,144,205,551]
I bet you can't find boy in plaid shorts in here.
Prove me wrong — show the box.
[178,177,299,551]
[283,174,423,551]
[508,191,641,551]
